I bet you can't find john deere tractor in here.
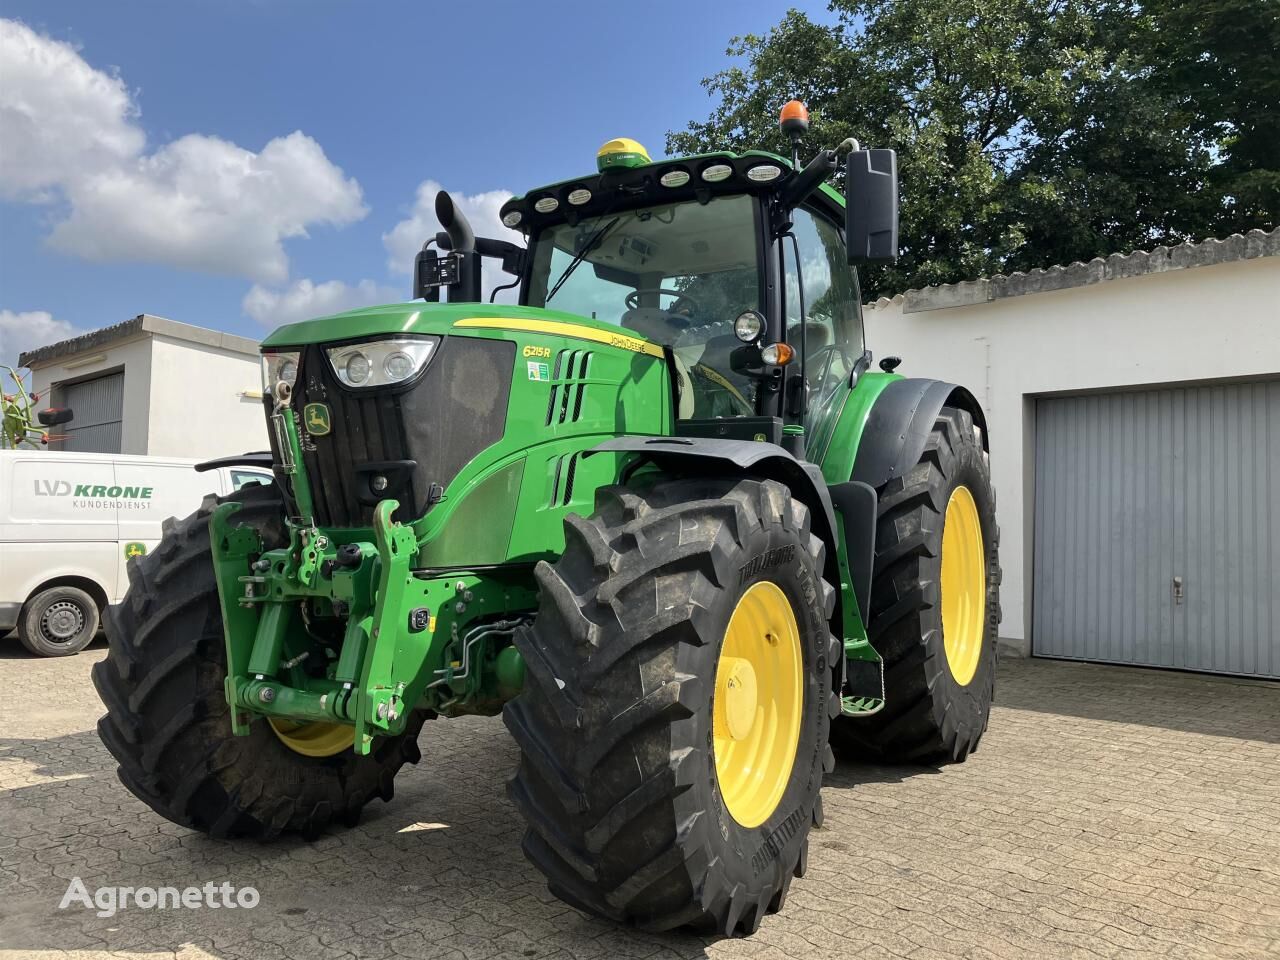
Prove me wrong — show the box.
[95,102,1000,936]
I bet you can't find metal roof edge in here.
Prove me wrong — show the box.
[18,314,259,368]
[865,227,1280,314]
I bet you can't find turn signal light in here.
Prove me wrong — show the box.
[761,342,795,366]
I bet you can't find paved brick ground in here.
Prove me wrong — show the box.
[1,641,1277,960]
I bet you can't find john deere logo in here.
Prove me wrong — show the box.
[124,542,146,559]
[303,403,331,436]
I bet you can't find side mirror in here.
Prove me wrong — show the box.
[38,407,74,426]
[845,148,898,263]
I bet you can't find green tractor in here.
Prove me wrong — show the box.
[95,102,1000,935]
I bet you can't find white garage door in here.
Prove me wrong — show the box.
[1032,379,1280,678]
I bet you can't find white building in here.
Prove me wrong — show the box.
[865,228,1280,679]
[18,315,267,459]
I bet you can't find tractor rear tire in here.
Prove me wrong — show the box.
[830,404,1001,765]
[93,482,425,840]
[505,477,838,935]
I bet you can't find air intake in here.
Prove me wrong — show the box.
[545,350,592,426]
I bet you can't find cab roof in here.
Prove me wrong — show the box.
[501,150,846,234]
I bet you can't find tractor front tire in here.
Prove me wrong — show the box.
[831,404,1001,765]
[505,477,838,935]
[93,482,425,840]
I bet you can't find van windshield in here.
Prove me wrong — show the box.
[525,195,760,418]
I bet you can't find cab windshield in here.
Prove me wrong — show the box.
[525,195,761,418]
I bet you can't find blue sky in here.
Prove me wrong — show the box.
[0,0,834,368]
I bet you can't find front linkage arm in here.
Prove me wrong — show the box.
[210,497,419,755]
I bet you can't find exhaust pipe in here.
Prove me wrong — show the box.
[435,191,475,254]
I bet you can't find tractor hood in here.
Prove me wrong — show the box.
[260,302,658,354]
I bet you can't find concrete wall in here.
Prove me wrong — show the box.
[864,252,1280,650]
[31,336,153,455]
[146,335,266,458]
[28,321,266,459]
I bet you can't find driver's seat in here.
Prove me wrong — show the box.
[619,306,680,344]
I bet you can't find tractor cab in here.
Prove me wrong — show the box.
[417,108,899,458]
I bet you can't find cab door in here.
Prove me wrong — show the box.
[781,206,866,460]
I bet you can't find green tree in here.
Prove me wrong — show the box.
[1141,0,1280,231]
[669,0,1277,298]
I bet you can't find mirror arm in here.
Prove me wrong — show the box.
[435,233,526,277]
[782,149,839,208]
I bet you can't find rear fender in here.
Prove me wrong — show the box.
[851,379,988,490]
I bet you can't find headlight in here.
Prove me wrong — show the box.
[326,337,439,388]
[734,311,765,342]
[261,351,300,394]
[345,352,371,384]
[383,351,415,379]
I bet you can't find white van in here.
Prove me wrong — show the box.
[0,450,272,656]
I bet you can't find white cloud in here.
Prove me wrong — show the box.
[383,180,521,301]
[0,309,86,370]
[50,132,366,283]
[243,278,403,329]
[0,20,143,198]
[0,18,366,281]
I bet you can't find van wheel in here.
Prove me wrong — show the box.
[18,586,100,657]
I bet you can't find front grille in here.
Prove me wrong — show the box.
[270,336,514,527]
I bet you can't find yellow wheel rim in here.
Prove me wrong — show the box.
[713,580,803,828]
[268,718,355,758]
[940,485,986,686]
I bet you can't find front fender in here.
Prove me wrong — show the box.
[588,435,840,591]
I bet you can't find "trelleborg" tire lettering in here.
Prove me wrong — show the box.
[750,806,805,876]
[738,544,796,584]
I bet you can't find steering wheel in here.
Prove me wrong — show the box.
[625,288,700,316]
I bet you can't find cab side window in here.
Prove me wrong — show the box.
[783,208,865,423]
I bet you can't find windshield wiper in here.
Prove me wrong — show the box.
[545,215,622,304]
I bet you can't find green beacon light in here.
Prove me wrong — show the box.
[596,137,651,171]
